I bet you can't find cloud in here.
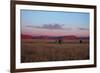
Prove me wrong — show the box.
[26,24,66,30]
[41,24,64,29]
[25,24,75,30]
[77,28,89,30]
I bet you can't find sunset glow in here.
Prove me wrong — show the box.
[21,10,90,37]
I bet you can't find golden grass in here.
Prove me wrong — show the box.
[21,39,89,63]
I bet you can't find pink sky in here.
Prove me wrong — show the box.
[21,25,89,37]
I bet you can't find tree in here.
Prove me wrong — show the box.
[79,40,82,43]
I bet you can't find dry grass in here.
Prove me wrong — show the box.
[21,39,89,63]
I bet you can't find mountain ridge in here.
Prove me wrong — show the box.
[21,34,89,40]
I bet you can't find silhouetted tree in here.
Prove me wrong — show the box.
[55,38,63,44]
[58,39,61,44]
[79,40,82,43]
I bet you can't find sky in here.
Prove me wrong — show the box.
[21,10,90,37]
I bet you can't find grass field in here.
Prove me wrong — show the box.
[21,39,89,63]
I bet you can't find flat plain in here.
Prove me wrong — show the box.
[21,39,89,63]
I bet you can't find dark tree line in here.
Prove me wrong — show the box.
[55,39,82,44]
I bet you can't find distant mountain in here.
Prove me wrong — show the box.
[77,37,89,39]
[21,34,33,39]
[21,34,49,39]
[61,35,77,40]
[21,34,89,40]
